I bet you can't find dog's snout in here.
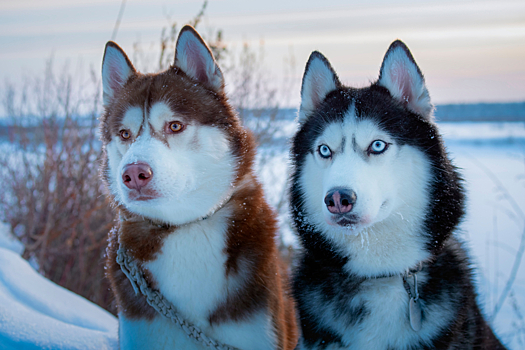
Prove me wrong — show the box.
[324,188,357,214]
[122,163,153,191]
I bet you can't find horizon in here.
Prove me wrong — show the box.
[0,0,524,107]
[1,101,524,124]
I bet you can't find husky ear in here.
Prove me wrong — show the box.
[377,40,433,118]
[299,51,340,124]
[101,42,136,107]
[174,25,224,91]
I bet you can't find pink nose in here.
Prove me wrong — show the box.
[122,163,153,191]
[324,188,357,214]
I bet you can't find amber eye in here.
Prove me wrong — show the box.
[120,130,131,140]
[168,121,184,133]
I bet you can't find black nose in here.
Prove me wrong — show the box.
[324,188,357,214]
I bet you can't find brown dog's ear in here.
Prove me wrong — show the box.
[101,41,136,107]
[377,40,433,118]
[299,51,341,124]
[174,25,224,92]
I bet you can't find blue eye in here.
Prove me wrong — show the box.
[369,140,388,155]
[319,144,332,158]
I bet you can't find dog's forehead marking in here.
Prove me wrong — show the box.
[313,106,394,162]
[149,102,181,132]
[318,123,345,153]
[342,108,391,151]
[122,106,144,135]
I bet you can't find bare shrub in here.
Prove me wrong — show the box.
[133,1,226,73]
[0,61,117,313]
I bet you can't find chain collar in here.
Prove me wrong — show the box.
[402,262,424,332]
[116,237,239,350]
[115,192,239,349]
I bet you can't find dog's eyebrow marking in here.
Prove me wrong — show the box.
[135,95,149,138]
[137,80,154,138]
[149,121,170,147]
[189,131,201,151]
[143,99,147,121]
[340,136,346,154]
[352,134,368,161]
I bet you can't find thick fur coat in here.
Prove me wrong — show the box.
[100,25,298,349]
[290,40,507,350]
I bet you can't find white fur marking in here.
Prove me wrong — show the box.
[122,106,143,136]
[106,104,237,225]
[148,102,181,133]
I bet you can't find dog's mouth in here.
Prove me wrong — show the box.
[326,214,360,228]
[336,217,359,226]
[127,189,160,201]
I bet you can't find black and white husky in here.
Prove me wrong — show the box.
[290,40,507,349]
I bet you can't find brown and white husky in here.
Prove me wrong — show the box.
[100,25,298,349]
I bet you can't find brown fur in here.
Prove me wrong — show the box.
[208,175,298,349]
[106,224,157,320]
[101,29,298,348]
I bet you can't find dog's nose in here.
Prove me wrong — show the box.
[122,163,153,191]
[324,188,357,214]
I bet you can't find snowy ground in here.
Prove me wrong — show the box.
[0,120,524,349]
[445,129,525,348]
[0,223,118,349]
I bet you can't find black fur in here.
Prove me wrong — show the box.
[290,42,507,350]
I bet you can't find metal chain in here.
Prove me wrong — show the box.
[402,261,423,300]
[116,242,239,350]
[402,274,413,299]
[402,273,419,301]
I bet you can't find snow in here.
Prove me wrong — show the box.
[0,118,524,349]
[448,142,525,348]
[440,122,525,143]
[0,226,118,350]
[0,222,24,255]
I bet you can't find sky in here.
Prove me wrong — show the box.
[0,0,524,107]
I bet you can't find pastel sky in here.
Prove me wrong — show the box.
[1,0,524,106]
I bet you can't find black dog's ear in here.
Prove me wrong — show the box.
[298,51,341,124]
[101,41,136,107]
[174,25,224,92]
[378,40,433,118]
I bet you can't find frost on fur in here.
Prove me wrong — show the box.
[378,40,433,118]
[101,42,136,107]
[174,25,224,91]
[298,51,340,124]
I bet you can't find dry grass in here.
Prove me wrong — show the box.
[0,62,117,313]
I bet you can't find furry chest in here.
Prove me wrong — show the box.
[128,217,277,349]
[143,216,231,322]
[338,276,453,350]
